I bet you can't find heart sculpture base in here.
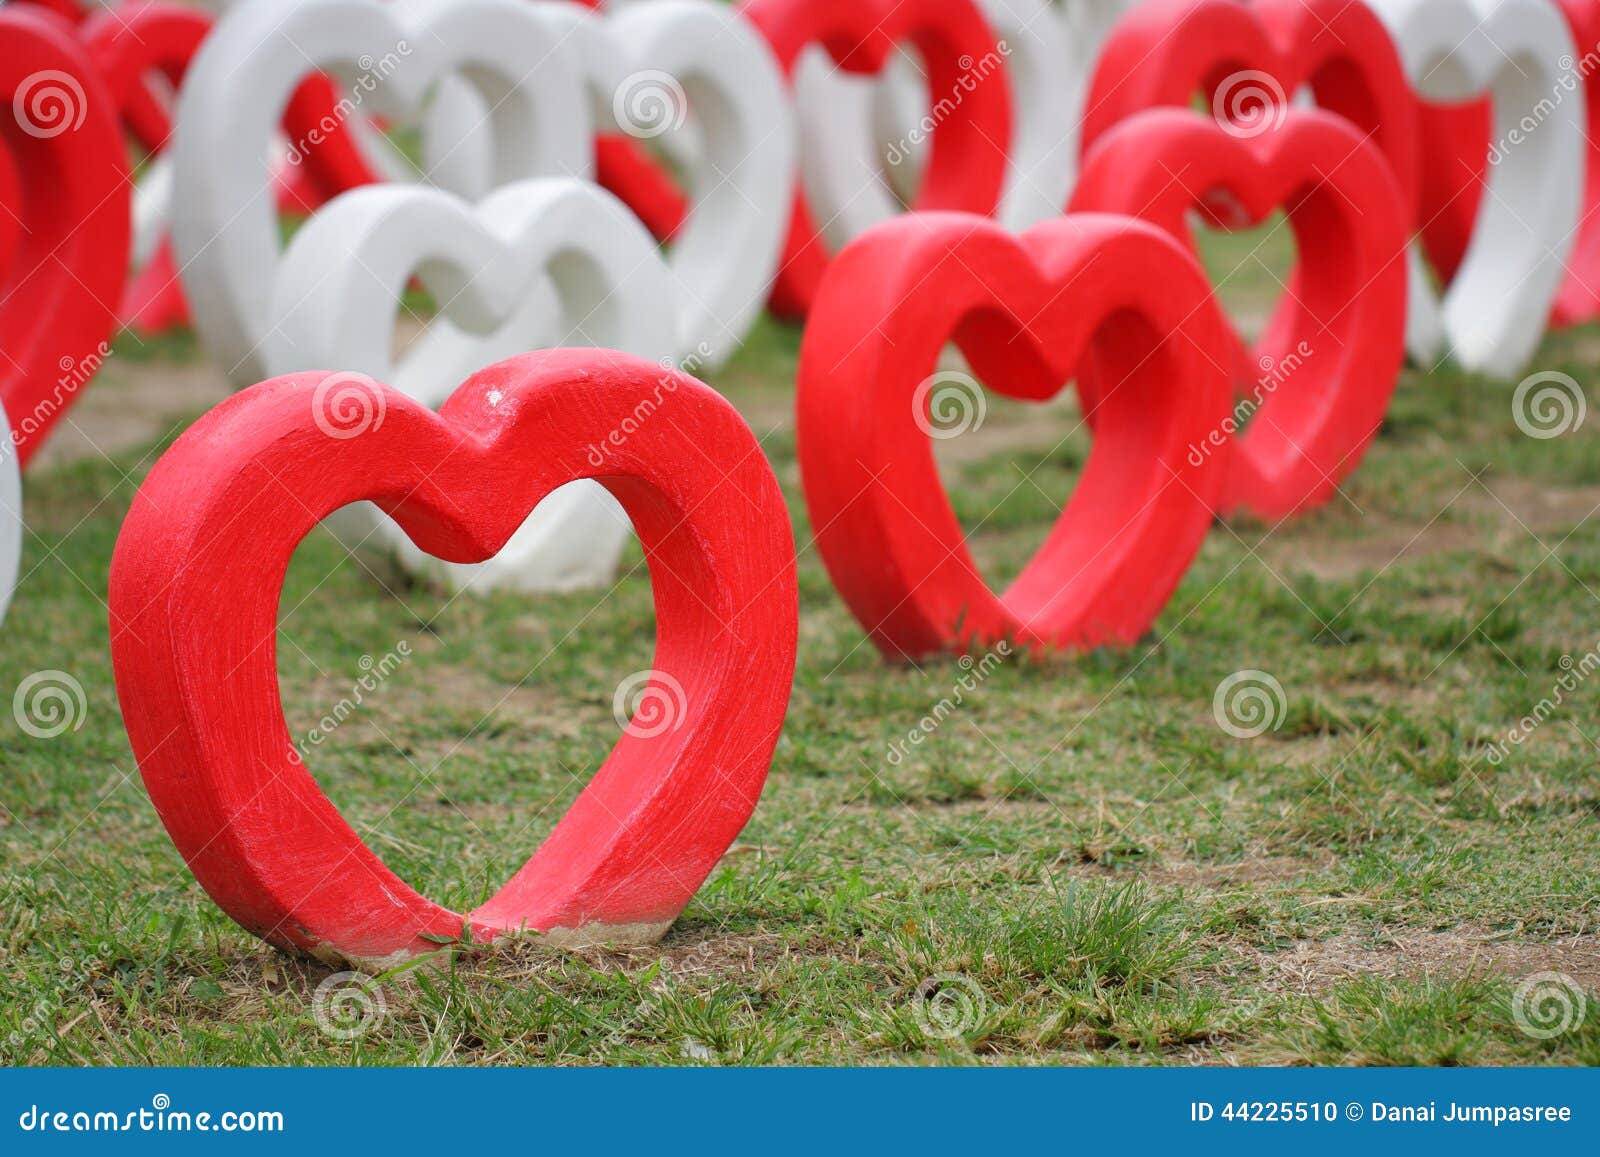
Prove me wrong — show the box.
[797,212,1234,661]
[109,351,799,969]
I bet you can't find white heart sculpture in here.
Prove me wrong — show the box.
[171,0,592,386]
[0,404,20,626]
[797,0,1075,238]
[269,178,679,593]
[1364,0,1583,377]
[422,0,795,369]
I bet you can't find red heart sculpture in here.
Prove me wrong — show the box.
[739,0,1011,320]
[1416,0,1600,327]
[797,212,1233,661]
[1080,0,1420,235]
[77,1,371,336]
[1070,109,1408,520]
[109,350,799,966]
[0,5,130,468]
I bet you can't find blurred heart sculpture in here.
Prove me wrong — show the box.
[425,0,794,369]
[1407,0,1600,328]
[0,404,21,625]
[739,0,1012,319]
[0,4,130,467]
[171,0,591,385]
[797,213,1234,661]
[1363,0,1581,376]
[270,178,678,593]
[1070,109,1408,520]
[1080,0,1423,356]
[795,0,1073,237]
[109,349,799,968]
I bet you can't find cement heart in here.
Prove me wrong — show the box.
[108,349,799,968]
[797,213,1234,661]
[739,0,1013,319]
[796,0,1074,239]
[1364,0,1582,377]
[0,4,131,468]
[1070,109,1409,521]
[424,0,794,370]
[171,0,592,386]
[0,404,21,625]
[270,177,678,594]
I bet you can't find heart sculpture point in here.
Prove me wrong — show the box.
[1070,108,1408,520]
[739,0,1012,320]
[109,350,799,968]
[0,403,20,625]
[0,4,130,467]
[797,211,1234,661]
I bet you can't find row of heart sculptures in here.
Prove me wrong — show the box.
[3,0,1594,964]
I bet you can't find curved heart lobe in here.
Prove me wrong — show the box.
[0,5,130,467]
[797,212,1234,661]
[109,350,799,968]
[1070,109,1409,520]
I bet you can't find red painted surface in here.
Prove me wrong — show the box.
[0,5,130,468]
[109,350,799,965]
[739,0,1011,320]
[1071,109,1408,521]
[1416,0,1600,327]
[1079,0,1420,237]
[796,212,1233,661]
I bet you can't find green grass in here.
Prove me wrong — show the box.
[1,229,1598,1066]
